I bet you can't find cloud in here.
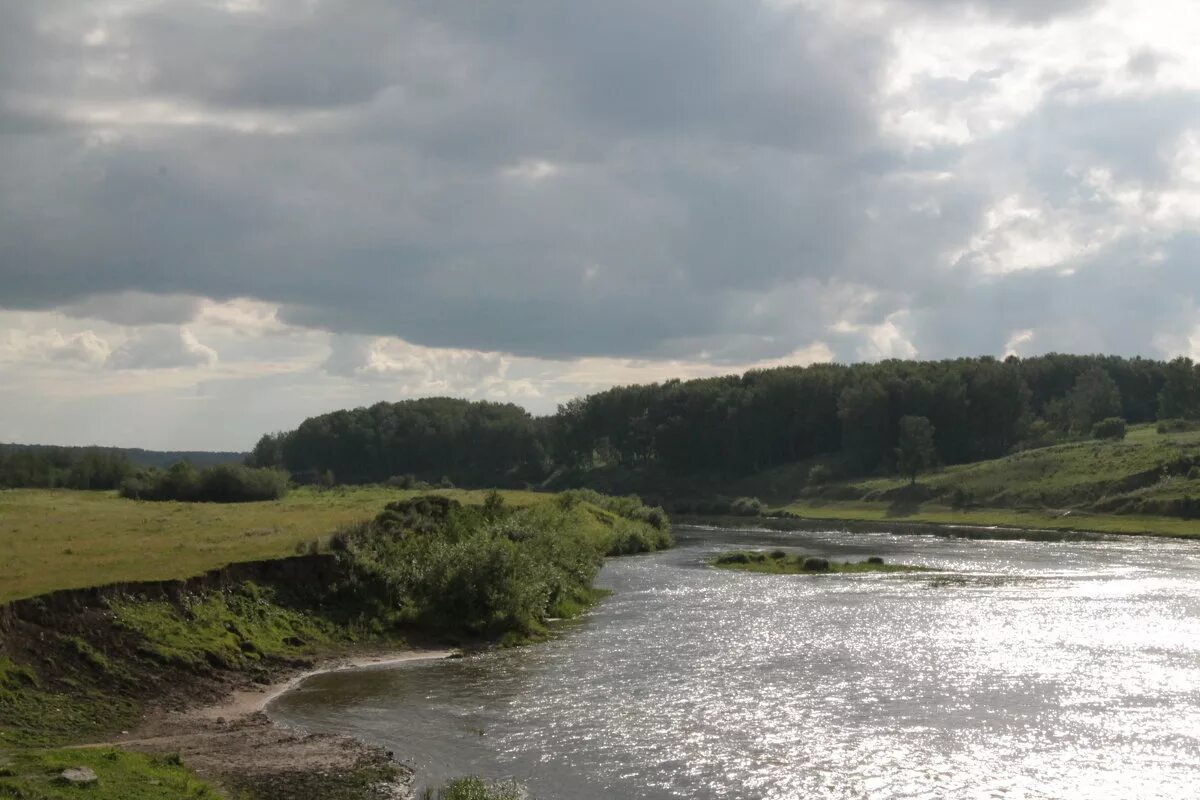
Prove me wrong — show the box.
[0,327,111,367]
[0,0,1199,449]
[60,292,202,326]
[901,0,1100,24]
[106,327,218,370]
[1004,328,1036,358]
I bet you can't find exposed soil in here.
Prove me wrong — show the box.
[1,555,457,799]
[96,650,455,800]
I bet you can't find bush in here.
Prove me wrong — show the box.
[556,489,670,532]
[802,557,830,572]
[867,556,885,565]
[120,462,289,503]
[1188,466,1200,481]
[715,551,751,564]
[949,486,974,509]
[730,497,765,516]
[1091,417,1127,440]
[807,464,834,485]
[422,778,522,800]
[769,549,787,559]
[1175,496,1200,520]
[329,493,670,638]
[1158,418,1200,434]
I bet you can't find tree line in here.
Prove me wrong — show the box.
[253,354,1200,487]
[0,446,134,490]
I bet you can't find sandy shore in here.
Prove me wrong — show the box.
[110,647,458,800]
[192,648,457,722]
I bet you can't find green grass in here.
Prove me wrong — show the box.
[849,423,1200,506]
[0,486,548,603]
[779,500,1200,538]
[420,777,523,800]
[0,658,138,749]
[109,585,339,672]
[0,747,222,799]
[710,550,931,575]
[779,424,1200,538]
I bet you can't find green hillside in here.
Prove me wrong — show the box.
[781,423,1200,537]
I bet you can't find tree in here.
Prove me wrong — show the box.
[1068,367,1122,432]
[896,415,936,485]
[1158,357,1200,420]
[247,433,286,469]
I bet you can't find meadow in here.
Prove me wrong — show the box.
[0,486,548,603]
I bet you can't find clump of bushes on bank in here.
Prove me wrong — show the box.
[421,778,522,800]
[711,550,928,575]
[119,462,289,502]
[328,494,672,639]
[666,495,767,517]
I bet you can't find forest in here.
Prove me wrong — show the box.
[0,446,135,490]
[252,354,1200,488]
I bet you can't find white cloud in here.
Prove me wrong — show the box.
[830,313,919,360]
[0,327,111,366]
[1004,328,1036,358]
[107,327,218,370]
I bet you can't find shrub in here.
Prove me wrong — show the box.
[949,486,974,509]
[730,496,765,516]
[120,462,289,503]
[1157,418,1200,434]
[716,551,751,564]
[769,549,787,559]
[1176,496,1200,520]
[807,464,834,485]
[1091,417,1127,440]
[802,557,830,572]
[423,778,522,800]
[867,556,885,565]
[1188,466,1200,481]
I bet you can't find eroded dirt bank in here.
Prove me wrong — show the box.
[0,554,450,799]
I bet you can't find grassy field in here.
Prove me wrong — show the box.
[0,486,548,604]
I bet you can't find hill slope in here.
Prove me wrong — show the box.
[781,423,1200,536]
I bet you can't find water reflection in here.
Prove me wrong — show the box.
[271,526,1200,799]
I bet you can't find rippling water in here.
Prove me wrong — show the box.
[269,526,1200,799]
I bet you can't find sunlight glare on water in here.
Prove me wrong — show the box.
[270,527,1200,799]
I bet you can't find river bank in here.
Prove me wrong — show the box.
[0,491,672,798]
[102,649,457,800]
[679,504,1200,540]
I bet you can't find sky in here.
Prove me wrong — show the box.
[2,0,1200,451]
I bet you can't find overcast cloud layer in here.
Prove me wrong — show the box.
[2,0,1199,449]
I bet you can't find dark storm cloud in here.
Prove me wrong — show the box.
[0,0,899,361]
[0,0,1197,366]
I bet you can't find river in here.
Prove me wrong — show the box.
[269,525,1200,799]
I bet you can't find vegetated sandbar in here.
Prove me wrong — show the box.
[710,550,935,575]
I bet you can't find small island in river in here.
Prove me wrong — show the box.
[710,550,934,575]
